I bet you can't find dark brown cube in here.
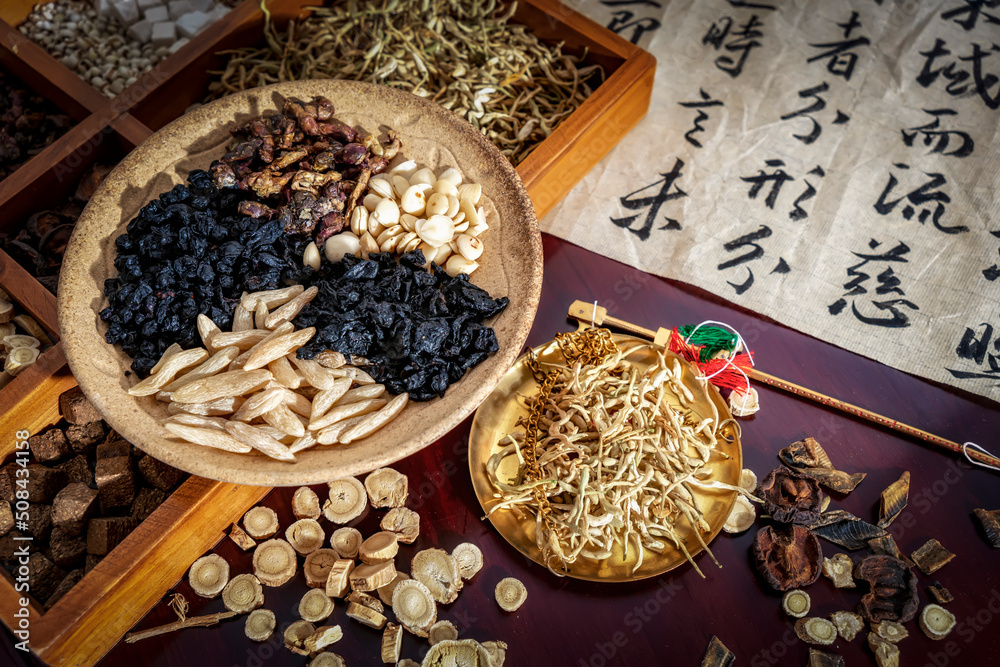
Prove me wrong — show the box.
[51,483,99,536]
[49,526,88,568]
[95,457,135,512]
[0,464,13,502]
[137,455,183,490]
[85,553,102,573]
[54,455,93,486]
[86,516,135,555]
[0,500,12,538]
[26,464,66,503]
[0,531,31,567]
[59,387,104,425]
[27,552,65,602]
[44,568,84,610]
[25,503,53,541]
[28,428,71,464]
[130,487,167,524]
[96,437,131,461]
[65,422,105,454]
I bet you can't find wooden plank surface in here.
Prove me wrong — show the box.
[61,235,999,667]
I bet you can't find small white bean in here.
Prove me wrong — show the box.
[324,232,361,262]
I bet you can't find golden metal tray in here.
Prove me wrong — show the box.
[468,333,742,582]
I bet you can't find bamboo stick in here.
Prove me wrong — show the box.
[124,611,237,643]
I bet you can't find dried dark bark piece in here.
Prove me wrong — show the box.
[95,456,135,512]
[65,422,105,454]
[54,455,92,486]
[51,483,99,535]
[59,387,104,425]
[28,428,71,464]
[26,464,65,503]
[808,648,845,667]
[808,510,886,550]
[130,487,167,524]
[0,501,12,538]
[855,555,919,623]
[96,436,131,460]
[0,465,14,502]
[752,524,823,591]
[972,508,1000,548]
[87,516,136,555]
[910,539,955,575]
[778,437,865,494]
[85,553,103,573]
[27,552,65,602]
[44,567,84,610]
[927,582,954,605]
[757,466,824,524]
[49,526,87,567]
[877,472,909,529]
[868,534,914,567]
[137,455,184,490]
[25,503,52,541]
[699,635,734,667]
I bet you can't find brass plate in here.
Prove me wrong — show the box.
[469,333,742,582]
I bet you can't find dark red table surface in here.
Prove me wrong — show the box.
[6,235,999,667]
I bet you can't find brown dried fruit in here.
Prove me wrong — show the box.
[877,471,909,529]
[973,508,1000,548]
[910,539,955,575]
[700,635,735,667]
[927,582,954,605]
[778,437,865,494]
[752,525,823,591]
[758,467,824,524]
[808,648,845,667]
[854,555,919,623]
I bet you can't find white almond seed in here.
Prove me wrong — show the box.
[410,168,436,186]
[363,193,382,211]
[433,180,459,197]
[416,215,455,247]
[437,167,463,187]
[350,206,369,236]
[324,233,361,262]
[377,225,403,246]
[425,192,450,216]
[400,185,428,215]
[445,255,478,277]
[456,234,483,261]
[399,214,418,232]
[360,231,380,257]
[389,159,417,177]
[391,175,411,199]
[457,183,482,205]
[459,199,479,226]
[445,194,460,218]
[374,198,400,226]
[369,178,394,199]
[303,242,321,270]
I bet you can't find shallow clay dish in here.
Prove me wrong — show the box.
[58,80,542,486]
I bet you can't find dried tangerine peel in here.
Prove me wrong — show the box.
[324,477,367,524]
[854,555,919,623]
[364,467,408,508]
[287,518,326,555]
[331,527,363,558]
[381,507,420,544]
[245,609,276,642]
[222,573,264,613]
[795,617,837,645]
[188,553,230,598]
[753,525,823,591]
[253,538,298,587]
[758,466,824,524]
[920,604,956,640]
[495,577,527,612]
[392,579,437,637]
[451,543,483,580]
[723,494,756,534]
[412,548,463,604]
[243,506,279,540]
[782,590,811,618]
[428,620,459,645]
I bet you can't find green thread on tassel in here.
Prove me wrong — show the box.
[676,325,739,363]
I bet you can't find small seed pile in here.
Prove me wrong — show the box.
[0,69,72,180]
[208,0,603,164]
[19,0,169,98]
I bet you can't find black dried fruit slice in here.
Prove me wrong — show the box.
[854,555,919,623]
[700,635,734,667]
[877,471,909,529]
[779,437,865,494]
[972,508,1000,549]
[910,539,955,575]
[808,510,886,550]
[758,466,824,524]
[752,524,823,591]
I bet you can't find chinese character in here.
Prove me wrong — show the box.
[807,11,871,81]
[704,14,766,78]
[740,160,826,220]
[610,158,687,240]
[679,89,724,148]
[941,0,1000,32]
[981,231,1000,281]
[873,163,967,234]
[916,38,1000,111]
[601,1,663,45]
[901,108,974,158]
[717,225,788,295]
[829,239,918,328]
[780,82,849,144]
[789,166,826,221]
[946,321,1000,382]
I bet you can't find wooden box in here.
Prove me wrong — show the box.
[0,0,652,663]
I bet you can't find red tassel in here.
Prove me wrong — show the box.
[667,328,753,391]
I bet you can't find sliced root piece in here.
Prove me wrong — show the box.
[222,573,264,613]
[304,549,340,589]
[482,641,508,667]
[700,635,735,667]
[428,620,458,646]
[412,548,462,604]
[451,543,483,580]
[782,590,811,618]
[324,477,367,524]
[807,648,845,667]
[494,577,527,613]
[377,571,410,607]
[381,622,403,663]
[346,601,387,629]
[910,539,955,575]
[284,620,316,656]
[245,609,276,642]
[188,553,230,598]
[723,494,755,534]
[350,560,397,592]
[398,660,420,667]
[293,487,322,520]
[360,531,399,564]
[304,625,343,654]
[829,611,864,641]
[307,654,346,667]
[920,604,956,640]
[381,507,420,544]
[873,620,909,643]
[287,518,326,555]
[253,539,297,587]
[299,588,335,623]
[795,617,837,645]
[822,553,855,588]
[364,467,408,508]
[243,506,279,540]
[331,527,363,558]
[867,632,900,667]
[325,559,355,598]
[346,590,383,612]
[229,523,257,551]
[421,640,492,667]
[392,579,437,637]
